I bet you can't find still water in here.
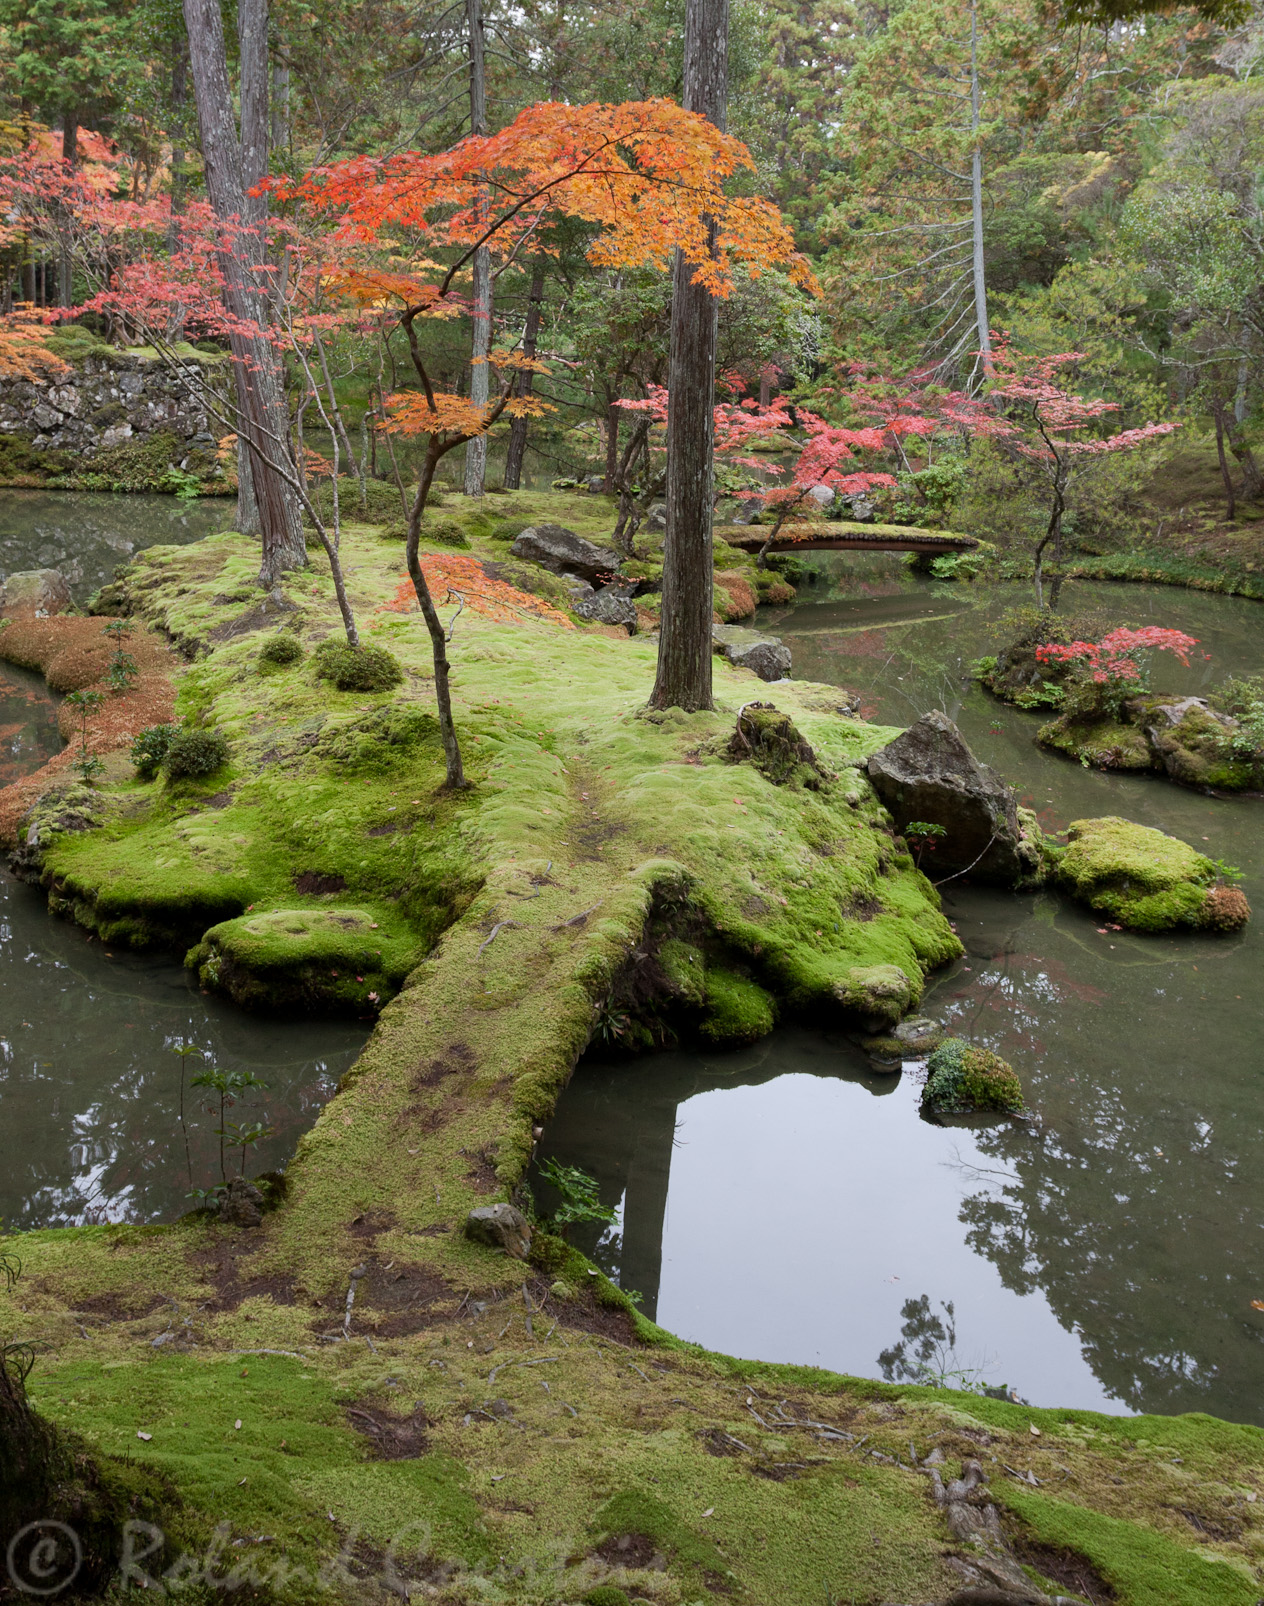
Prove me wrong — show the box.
[541,559,1264,1425]
[0,492,366,1229]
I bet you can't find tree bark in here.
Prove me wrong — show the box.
[604,394,620,492]
[968,0,991,377]
[1223,410,1263,502]
[463,0,491,498]
[503,267,544,490]
[650,0,728,713]
[183,0,304,582]
[408,443,467,789]
[57,112,78,308]
[1213,399,1237,521]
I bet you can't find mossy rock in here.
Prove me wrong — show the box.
[833,963,917,1029]
[699,964,777,1046]
[1054,816,1247,933]
[1037,713,1153,771]
[657,937,707,1008]
[312,640,404,693]
[1143,700,1259,791]
[186,907,423,1015]
[922,1036,1024,1116]
[727,704,828,789]
[420,515,472,549]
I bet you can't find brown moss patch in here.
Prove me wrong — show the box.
[1011,1536,1117,1603]
[293,870,348,895]
[344,1400,431,1460]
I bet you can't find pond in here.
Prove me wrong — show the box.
[0,488,236,604]
[539,559,1264,1427]
[0,490,368,1227]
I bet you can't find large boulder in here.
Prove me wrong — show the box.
[510,524,622,586]
[866,711,1031,884]
[712,624,791,682]
[0,569,72,618]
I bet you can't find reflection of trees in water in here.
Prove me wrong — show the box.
[928,941,1259,1420]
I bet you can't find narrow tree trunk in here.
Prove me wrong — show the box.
[407,445,467,789]
[1213,400,1237,521]
[650,0,728,713]
[463,0,491,499]
[57,112,78,308]
[1223,411,1264,502]
[604,395,620,493]
[1033,468,1066,610]
[968,0,990,378]
[503,267,544,490]
[168,49,189,254]
[183,0,304,583]
[271,59,290,158]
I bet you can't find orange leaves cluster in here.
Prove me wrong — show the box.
[380,556,574,629]
[383,387,552,439]
[0,312,70,381]
[285,99,818,301]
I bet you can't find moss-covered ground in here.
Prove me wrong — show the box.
[2,490,1262,1603]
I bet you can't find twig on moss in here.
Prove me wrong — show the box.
[478,920,522,955]
[553,903,601,930]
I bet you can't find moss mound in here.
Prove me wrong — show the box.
[922,1037,1024,1115]
[312,640,404,692]
[258,631,304,669]
[727,703,828,789]
[1037,712,1153,771]
[186,907,421,1014]
[699,963,777,1046]
[1054,815,1248,932]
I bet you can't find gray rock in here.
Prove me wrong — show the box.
[892,1015,944,1055]
[584,475,606,494]
[0,568,72,618]
[712,624,792,682]
[574,584,637,632]
[839,492,875,522]
[464,1202,532,1260]
[804,483,834,510]
[866,711,1033,884]
[218,1177,264,1228]
[731,496,765,525]
[646,501,667,530]
[509,523,622,586]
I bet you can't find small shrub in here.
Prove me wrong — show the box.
[313,641,404,693]
[922,1037,1024,1115]
[421,515,471,549]
[164,727,230,780]
[131,723,178,779]
[258,633,304,668]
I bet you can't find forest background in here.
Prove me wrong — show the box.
[5,0,1264,588]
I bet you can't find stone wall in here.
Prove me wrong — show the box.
[0,347,219,460]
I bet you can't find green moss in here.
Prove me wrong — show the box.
[657,936,707,1008]
[1038,713,1154,771]
[312,641,404,692]
[582,1587,631,1606]
[164,726,230,780]
[999,1485,1258,1606]
[699,964,777,1046]
[1054,816,1239,932]
[258,632,305,669]
[591,1488,731,1587]
[833,962,917,1028]
[922,1037,1024,1115]
[187,907,422,1014]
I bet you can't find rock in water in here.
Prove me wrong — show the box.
[510,524,622,586]
[866,711,1033,884]
[0,569,72,618]
[464,1202,532,1260]
[712,624,791,682]
[574,584,638,632]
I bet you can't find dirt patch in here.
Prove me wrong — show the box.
[348,1210,397,1240]
[411,1043,476,1091]
[461,1145,500,1194]
[593,1533,666,1571]
[839,892,885,922]
[551,1281,644,1347]
[1169,1505,1243,1542]
[1011,1537,1117,1603]
[207,597,298,643]
[698,1427,746,1457]
[366,821,401,837]
[345,1400,430,1460]
[70,1290,167,1322]
[292,870,347,895]
[336,1261,461,1339]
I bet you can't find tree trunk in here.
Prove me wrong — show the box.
[1223,411,1263,502]
[968,0,990,378]
[650,0,728,713]
[183,0,305,583]
[604,395,620,493]
[463,0,491,499]
[503,267,544,490]
[407,444,467,789]
[1033,464,1066,610]
[1213,400,1237,521]
[271,59,290,158]
[57,112,78,308]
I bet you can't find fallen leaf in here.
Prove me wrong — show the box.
[137,1431,152,1441]
[235,1419,243,1430]
[1029,1425,1041,1437]
[1251,1300,1264,1312]
[701,1507,715,1518]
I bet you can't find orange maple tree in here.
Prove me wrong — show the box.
[281,98,817,788]
[377,556,574,631]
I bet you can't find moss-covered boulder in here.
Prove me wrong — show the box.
[186,907,423,1014]
[921,1037,1024,1116]
[833,962,917,1029]
[1036,712,1153,771]
[727,703,828,789]
[1141,697,1260,790]
[699,964,777,1046]
[1054,816,1250,933]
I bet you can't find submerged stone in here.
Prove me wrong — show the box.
[922,1037,1024,1117]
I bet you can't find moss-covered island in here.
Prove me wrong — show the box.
[2,500,1262,1606]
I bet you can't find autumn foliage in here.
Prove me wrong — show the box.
[1036,626,1198,686]
[378,556,574,630]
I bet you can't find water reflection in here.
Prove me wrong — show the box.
[542,561,1264,1425]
